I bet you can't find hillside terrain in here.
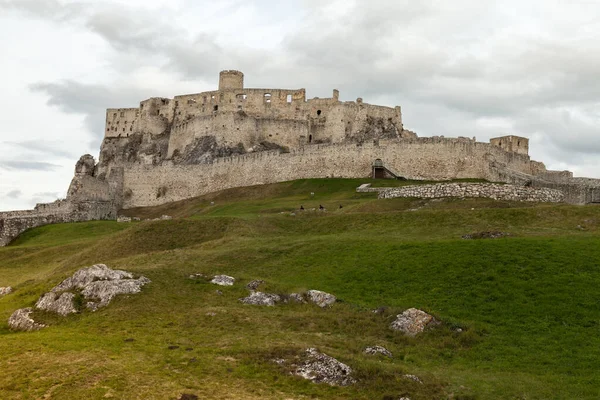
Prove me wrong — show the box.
[1,178,599,399]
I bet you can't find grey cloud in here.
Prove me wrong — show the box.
[5,190,22,199]
[0,161,61,171]
[4,140,77,159]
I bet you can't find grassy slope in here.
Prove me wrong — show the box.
[1,179,599,399]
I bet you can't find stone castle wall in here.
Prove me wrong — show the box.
[121,137,535,208]
[366,183,565,203]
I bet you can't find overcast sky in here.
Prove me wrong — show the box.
[1,0,600,211]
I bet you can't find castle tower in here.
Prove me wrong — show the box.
[218,70,244,91]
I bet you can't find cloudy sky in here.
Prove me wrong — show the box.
[1,0,599,211]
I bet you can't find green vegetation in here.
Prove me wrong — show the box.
[1,178,599,399]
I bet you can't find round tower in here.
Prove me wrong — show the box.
[218,70,244,91]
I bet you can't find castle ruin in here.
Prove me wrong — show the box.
[1,70,599,245]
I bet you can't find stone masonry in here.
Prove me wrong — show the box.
[1,70,600,246]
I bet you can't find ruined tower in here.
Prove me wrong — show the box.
[218,70,244,91]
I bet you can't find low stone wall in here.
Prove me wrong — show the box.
[370,183,565,203]
[0,201,116,247]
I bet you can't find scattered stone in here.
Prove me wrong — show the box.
[239,291,281,306]
[390,308,439,336]
[117,216,132,223]
[289,293,307,303]
[246,279,264,291]
[215,290,223,296]
[403,374,423,384]
[0,286,13,296]
[8,308,46,331]
[188,273,206,279]
[364,345,393,358]
[35,292,77,316]
[211,275,235,286]
[306,290,336,308]
[272,358,286,365]
[132,217,141,221]
[461,231,510,240]
[206,312,217,317]
[160,215,172,220]
[294,348,356,386]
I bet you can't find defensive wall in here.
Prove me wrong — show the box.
[121,137,537,208]
[356,183,565,203]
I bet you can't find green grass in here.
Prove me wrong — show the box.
[1,178,600,399]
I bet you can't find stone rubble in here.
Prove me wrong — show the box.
[364,345,393,358]
[306,290,336,308]
[211,275,235,286]
[117,216,132,223]
[294,348,356,386]
[403,374,423,384]
[239,291,281,306]
[8,308,46,331]
[390,308,439,336]
[289,293,307,303]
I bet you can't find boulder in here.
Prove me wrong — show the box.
[390,308,438,336]
[0,286,13,296]
[211,275,235,286]
[306,290,336,308]
[8,308,46,331]
[35,292,77,316]
[82,276,151,310]
[364,345,393,358]
[239,291,281,306]
[245,279,264,291]
[52,264,133,292]
[294,348,356,386]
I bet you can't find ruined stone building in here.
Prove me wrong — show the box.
[1,70,599,245]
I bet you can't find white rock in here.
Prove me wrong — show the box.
[52,264,133,292]
[306,290,336,308]
[211,275,235,286]
[294,348,356,386]
[364,345,393,358]
[35,292,77,316]
[8,308,46,331]
[390,308,438,336]
[0,287,13,296]
[239,291,281,306]
[82,276,151,310]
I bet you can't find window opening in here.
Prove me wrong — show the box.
[317,110,322,116]
[287,94,292,103]
[309,134,313,143]
[264,93,272,103]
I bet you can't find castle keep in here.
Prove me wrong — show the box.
[1,70,599,245]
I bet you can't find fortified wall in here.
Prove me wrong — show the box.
[1,70,600,246]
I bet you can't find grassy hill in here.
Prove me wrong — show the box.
[1,178,599,399]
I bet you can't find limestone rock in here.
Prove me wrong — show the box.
[239,291,281,306]
[117,216,132,223]
[364,345,393,358]
[245,279,264,291]
[390,308,438,336]
[306,290,336,308]
[403,374,423,384]
[82,276,151,310]
[35,292,77,316]
[8,308,46,331]
[211,275,235,286]
[0,286,13,296]
[294,348,356,386]
[52,264,133,292]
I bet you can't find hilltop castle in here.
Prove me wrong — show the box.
[1,70,599,245]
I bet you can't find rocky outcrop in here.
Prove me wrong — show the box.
[8,308,46,331]
[289,293,307,303]
[7,264,150,331]
[35,292,77,316]
[239,291,281,306]
[211,275,235,286]
[306,290,336,308]
[364,345,393,358]
[294,348,356,386]
[390,308,439,336]
[245,279,264,291]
